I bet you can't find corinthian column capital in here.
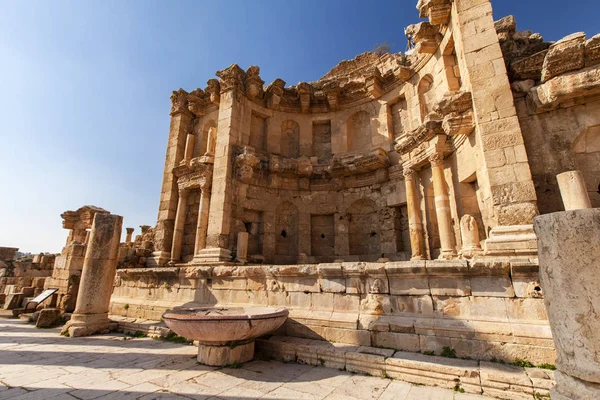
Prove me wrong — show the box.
[429,152,444,167]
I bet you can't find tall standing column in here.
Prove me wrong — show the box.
[170,188,188,262]
[61,213,123,337]
[193,186,211,256]
[429,153,457,259]
[403,167,425,260]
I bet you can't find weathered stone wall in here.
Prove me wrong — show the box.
[110,259,554,364]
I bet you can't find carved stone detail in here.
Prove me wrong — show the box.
[428,152,444,167]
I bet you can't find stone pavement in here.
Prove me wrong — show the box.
[0,317,493,400]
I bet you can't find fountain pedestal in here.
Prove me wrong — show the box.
[162,306,288,367]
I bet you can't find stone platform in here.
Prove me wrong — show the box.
[0,316,494,400]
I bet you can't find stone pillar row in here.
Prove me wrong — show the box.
[403,152,458,260]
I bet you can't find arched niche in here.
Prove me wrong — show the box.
[418,75,435,123]
[572,125,600,207]
[347,198,380,256]
[194,120,217,157]
[274,201,299,264]
[347,111,372,152]
[281,120,300,158]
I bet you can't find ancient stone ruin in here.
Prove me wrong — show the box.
[2,0,599,398]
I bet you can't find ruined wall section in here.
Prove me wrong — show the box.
[497,18,600,213]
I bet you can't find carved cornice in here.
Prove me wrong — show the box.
[265,78,286,110]
[170,88,192,117]
[174,160,213,193]
[365,67,383,99]
[297,82,313,113]
[395,119,444,154]
[245,66,265,99]
[206,79,221,105]
[330,148,390,177]
[417,0,452,25]
[406,22,440,54]
[216,64,246,93]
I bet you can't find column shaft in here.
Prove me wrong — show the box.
[194,189,211,254]
[184,133,195,164]
[171,191,188,262]
[430,154,457,258]
[403,168,425,260]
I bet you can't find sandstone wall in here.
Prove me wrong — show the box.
[110,259,555,364]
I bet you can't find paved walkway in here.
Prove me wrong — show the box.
[0,317,493,400]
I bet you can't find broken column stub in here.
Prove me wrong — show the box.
[556,170,592,211]
[62,213,123,337]
[534,208,600,400]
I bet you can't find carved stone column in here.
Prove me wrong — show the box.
[429,153,457,259]
[170,188,189,262]
[403,167,425,260]
[125,227,134,244]
[61,213,122,337]
[183,131,195,164]
[193,184,211,256]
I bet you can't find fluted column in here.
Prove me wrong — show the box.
[183,132,195,164]
[403,167,425,260]
[170,188,188,262]
[194,186,211,255]
[429,153,457,259]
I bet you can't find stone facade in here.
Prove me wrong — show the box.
[102,0,600,369]
[147,0,599,267]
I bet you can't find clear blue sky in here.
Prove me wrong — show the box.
[1,0,598,253]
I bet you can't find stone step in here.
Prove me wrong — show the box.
[109,315,170,338]
[255,335,555,400]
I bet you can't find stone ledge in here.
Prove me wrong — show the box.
[256,335,555,399]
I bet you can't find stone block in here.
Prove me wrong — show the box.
[371,331,420,352]
[426,260,471,296]
[345,346,393,377]
[541,32,586,82]
[36,308,61,328]
[385,261,429,295]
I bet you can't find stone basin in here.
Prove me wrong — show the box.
[162,306,288,366]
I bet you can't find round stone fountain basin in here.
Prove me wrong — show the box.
[162,306,288,366]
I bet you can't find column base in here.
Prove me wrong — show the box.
[147,251,171,267]
[459,246,484,259]
[61,312,113,337]
[551,371,600,400]
[438,250,458,260]
[484,225,538,257]
[197,340,254,366]
[193,248,233,264]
